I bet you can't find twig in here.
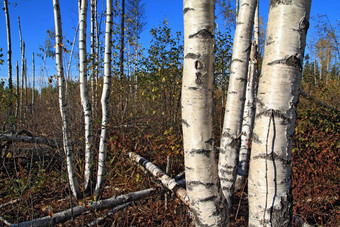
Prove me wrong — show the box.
[0,214,11,225]
[0,198,21,209]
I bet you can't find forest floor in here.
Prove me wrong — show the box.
[0,99,339,226]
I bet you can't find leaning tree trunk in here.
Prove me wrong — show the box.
[182,0,226,225]
[78,0,94,193]
[248,0,311,226]
[235,0,259,190]
[218,0,256,207]
[4,0,13,113]
[53,0,81,199]
[95,0,113,196]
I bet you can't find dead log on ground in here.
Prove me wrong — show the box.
[128,152,189,206]
[300,90,339,112]
[0,134,62,148]
[8,188,160,227]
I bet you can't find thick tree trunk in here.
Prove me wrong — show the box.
[182,1,226,225]
[235,0,259,190]
[218,0,256,207]
[53,0,81,199]
[248,0,311,226]
[78,0,94,193]
[95,0,113,195]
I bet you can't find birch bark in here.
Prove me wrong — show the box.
[4,0,13,107]
[218,0,256,207]
[53,0,81,199]
[248,0,311,226]
[78,0,94,193]
[95,0,113,195]
[182,0,226,225]
[235,0,259,189]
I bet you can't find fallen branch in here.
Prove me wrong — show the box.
[87,202,131,226]
[0,134,62,148]
[0,198,21,209]
[300,90,339,112]
[8,188,160,227]
[128,152,189,206]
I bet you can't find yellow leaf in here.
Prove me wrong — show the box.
[6,152,12,158]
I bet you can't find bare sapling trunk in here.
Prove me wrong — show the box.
[15,61,19,118]
[182,0,226,225]
[94,0,113,196]
[218,0,256,207]
[32,53,35,114]
[119,0,125,79]
[18,17,24,122]
[248,0,311,226]
[90,0,97,116]
[78,0,94,193]
[235,0,259,190]
[4,0,13,115]
[53,0,81,199]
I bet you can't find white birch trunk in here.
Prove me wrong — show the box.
[94,0,113,195]
[182,1,226,225]
[90,0,96,116]
[235,0,259,190]
[4,0,13,108]
[53,0,81,199]
[218,0,256,207]
[78,0,94,193]
[248,0,311,226]
[20,43,25,122]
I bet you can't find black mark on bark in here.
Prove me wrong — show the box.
[189,29,214,39]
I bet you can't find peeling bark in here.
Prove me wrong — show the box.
[53,0,81,199]
[182,0,226,225]
[218,0,257,207]
[248,0,311,226]
[95,0,113,195]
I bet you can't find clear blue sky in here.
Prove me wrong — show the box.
[0,0,339,87]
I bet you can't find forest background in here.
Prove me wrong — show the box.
[0,0,339,226]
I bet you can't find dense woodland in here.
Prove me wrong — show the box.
[0,0,339,226]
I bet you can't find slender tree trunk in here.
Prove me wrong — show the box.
[119,0,125,79]
[53,0,81,199]
[248,0,311,226]
[78,0,94,193]
[15,61,19,118]
[235,0,259,190]
[32,53,35,114]
[24,58,27,107]
[182,1,226,225]
[20,43,25,122]
[4,0,13,114]
[66,22,79,89]
[218,0,256,207]
[95,0,113,195]
[90,0,97,117]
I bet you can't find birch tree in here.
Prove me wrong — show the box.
[4,0,13,112]
[78,0,94,193]
[53,0,81,199]
[182,0,226,225]
[248,0,311,225]
[218,0,256,206]
[95,0,113,195]
[235,0,259,189]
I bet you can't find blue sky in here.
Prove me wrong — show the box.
[0,0,339,87]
